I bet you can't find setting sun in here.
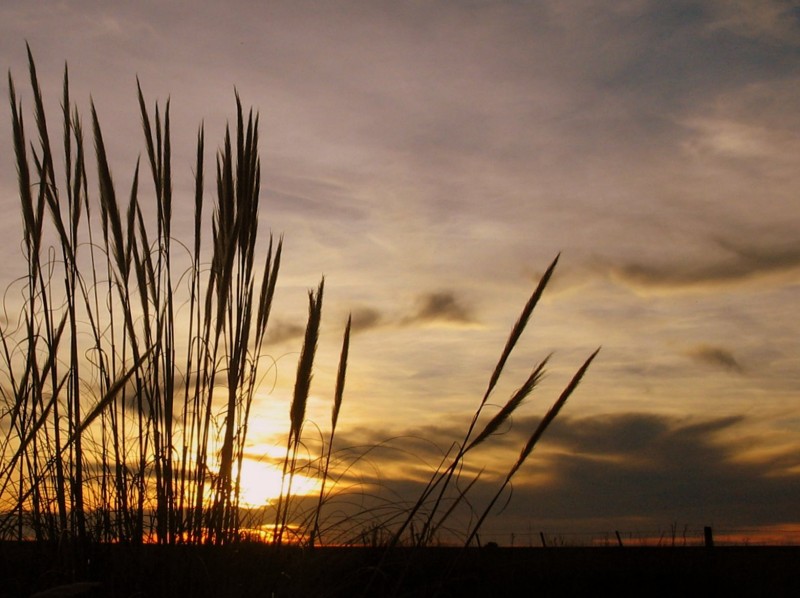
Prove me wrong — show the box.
[237,459,321,507]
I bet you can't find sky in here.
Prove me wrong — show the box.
[1,0,799,544]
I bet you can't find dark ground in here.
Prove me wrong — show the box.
[1,541,798,597]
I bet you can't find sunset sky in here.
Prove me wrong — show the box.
[1,0,799,544]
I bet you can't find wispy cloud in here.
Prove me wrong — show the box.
[708,0,800,45]
[686,344,745,373]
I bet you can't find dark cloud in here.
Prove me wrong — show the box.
[610,239,800,290]
[349,306,384,333]
[404,291,475,326]
[327,412,800,538]
[544,413,747,467]
[686,344,744,373]
[265,320,305,345]
[341,292,477,334]
[500,413,800,532]
[335,423,467,466]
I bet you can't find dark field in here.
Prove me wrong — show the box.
[1,542,798,597]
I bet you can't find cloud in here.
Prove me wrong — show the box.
[544,413,748,463]
[335,422,468,465]
[403,291,476,326]
[265,320,305,345]
[341,291,477,334]
[329,412,800,537]
[708,0,800,45]
[686,344,744,373]
[609,238,800,291]
[499,413,800,529]
[349,306,384,333]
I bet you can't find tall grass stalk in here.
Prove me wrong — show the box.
[309,314,351,548]
[273,278,324,546]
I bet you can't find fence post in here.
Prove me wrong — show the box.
[615,530,624,547]
[704,526,714,548]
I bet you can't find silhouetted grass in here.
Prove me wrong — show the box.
[0,48,598,579]
[1,47,301,548]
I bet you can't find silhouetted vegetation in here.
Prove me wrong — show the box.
[1,49,605,594]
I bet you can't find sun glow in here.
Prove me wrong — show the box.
[237,458,321,507]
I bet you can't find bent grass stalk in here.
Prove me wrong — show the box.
[464,346,601,547]
[386,254,562,549]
